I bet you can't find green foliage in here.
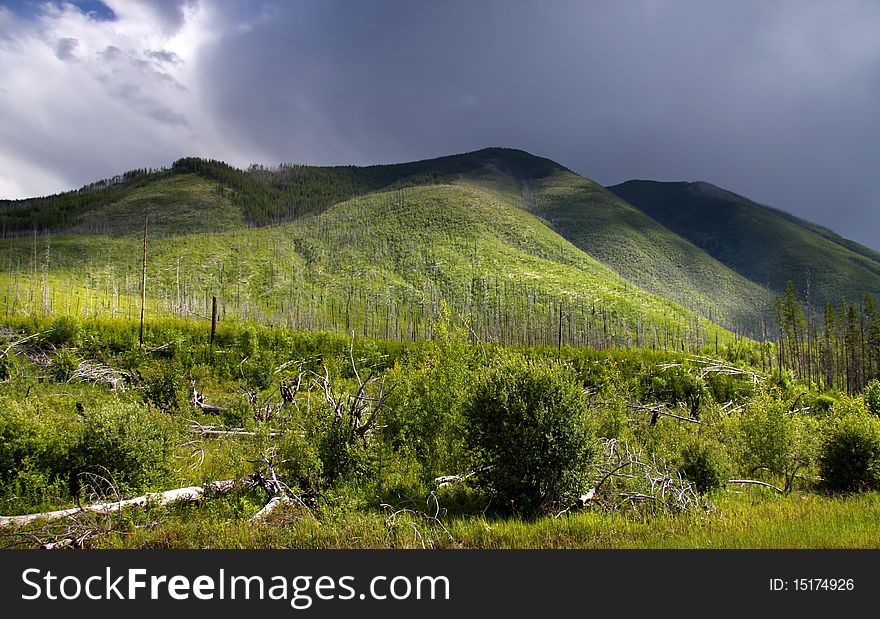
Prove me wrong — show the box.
[50,348,80,382]
[0,348,16,381]
[236,325,260,358]
[277,430,324,494]
[383,304,473,481]
[46,316,82,347]
[239,355,277,391]
[142,362,190,413]
[592,359,631,440]
[730,391,817,479]
[540,173,773,334]
[70,400,176,493]
[646,365,707,417]
[8,312,880,549]
[814,394,838,414]
[678,439,729,494]
[0,152,738,355]
[463,353,597,516]
[864,380,880,416]
[819,411,880,492]
[315,413,371,487]
[280,363,393,489]
[172,148,561,227]
[0,394,174,507]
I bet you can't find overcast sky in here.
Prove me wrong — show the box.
[1,0,879,248]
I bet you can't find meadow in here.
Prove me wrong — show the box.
[2,313,878,549]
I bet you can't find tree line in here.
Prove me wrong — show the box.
[774,280,880,393]
[2,148,558,235]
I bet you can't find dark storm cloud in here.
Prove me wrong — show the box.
[2,0,879,249]
[199,0,880,248]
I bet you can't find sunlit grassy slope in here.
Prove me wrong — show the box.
[80,174,244,235]
[8,146,871,340]
[609,180,880,309]
[532,170,774,332]
[1,181,733,347]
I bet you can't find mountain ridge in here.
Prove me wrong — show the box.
[3,147,876,338]
[608,179,880,313]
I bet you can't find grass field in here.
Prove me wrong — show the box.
[58,488,880,550]
[1,315,876,550]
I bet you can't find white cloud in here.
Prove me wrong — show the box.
[0,0,250,199]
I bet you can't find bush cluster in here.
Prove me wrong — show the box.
[0,395,175,509]
[8,313,880,535]
[464,354,596,516]
[45,316,82,347]
[678,440,729,494]
[819,412,880,492]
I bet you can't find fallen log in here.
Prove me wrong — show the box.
[434,466,490,488]
[727,479,785,494]
[187,424,281,439]
[250,495,292,523]
[0,479,240,530]
[69,360,129,391]
[190,379,228,414]
[248,453,290,524]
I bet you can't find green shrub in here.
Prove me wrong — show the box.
[142,362,190,413]
[288,367,391,488]
[50,348,80,382]
[731,392,798,477]
[0,467,69,515]
[0,349,15,381]
[647,366,707,417]
[0,396,171,503]
[383,343,472,481]
[239,354,277,390]
[0,398,42,486]
[463,353,596,516]
[864,380,880,417]
[236,325,260,359]
[0,396,77,487]
[70,400,175,493]
[819,413,880,492]
[678,440,729,494]
[278,430,324,494]
[316,415,369,486]
[814,394,837,414]
[592,358,631,440]
[46,316,82,347]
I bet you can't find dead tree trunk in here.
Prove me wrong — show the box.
[0,480,239,530]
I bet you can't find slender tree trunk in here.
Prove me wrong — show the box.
[139,205,148,346]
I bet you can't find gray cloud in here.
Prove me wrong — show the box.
[54,36,78,60]
[95,43,189,125]
[195,0,880,249]
[146,48,182,65]
[3,0,880,250]
[135,0,192,35]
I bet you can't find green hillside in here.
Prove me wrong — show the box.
[608,180,880,310]
[530,171,774,333]
[10,146,873,345]
[0,147,562,232]
[1,180,732,350]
